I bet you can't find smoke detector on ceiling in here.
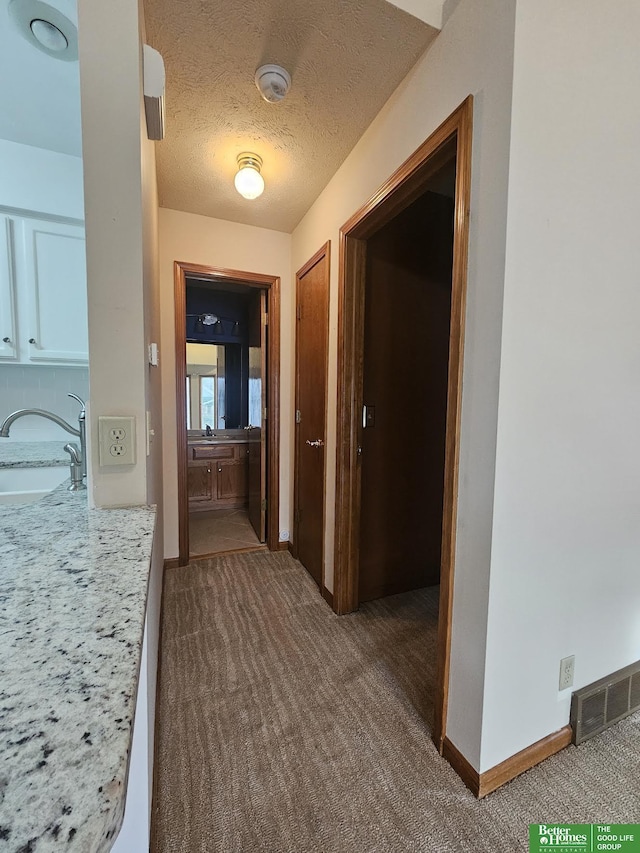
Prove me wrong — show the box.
[254,65,291,103]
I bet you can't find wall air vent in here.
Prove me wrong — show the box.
[570,660,640,746]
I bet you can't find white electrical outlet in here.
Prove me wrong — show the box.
[98,416,136,467]
[559,655,575,691]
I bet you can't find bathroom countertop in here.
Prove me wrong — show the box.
[0,481,156,852]
[0,441,70,468]
[187,439,249,447]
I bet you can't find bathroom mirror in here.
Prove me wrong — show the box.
[185,342,246,430]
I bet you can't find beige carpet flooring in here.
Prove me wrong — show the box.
[152,551,640,853]
[189,508,260,557]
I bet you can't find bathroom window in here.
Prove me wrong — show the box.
[186,376,191,430]
[200,376,215,428]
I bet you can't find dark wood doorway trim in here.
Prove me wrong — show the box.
[293,241,331,592]
[333,96,473,752]
[174,261,281,566]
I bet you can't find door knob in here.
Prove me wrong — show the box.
[29,337,37,344]
[2,336,10,343]
[306,439,324,448]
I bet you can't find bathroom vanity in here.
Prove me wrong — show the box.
[187,435,249,512]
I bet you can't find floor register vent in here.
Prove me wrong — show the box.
[570,659,640,745]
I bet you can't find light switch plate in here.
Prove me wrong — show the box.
[98,416,136,467]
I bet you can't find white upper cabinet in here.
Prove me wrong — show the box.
[0,215,18,360]
[0,215,88,365]
[19,218,88,363]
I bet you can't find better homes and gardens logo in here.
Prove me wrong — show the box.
[530,825,640,853]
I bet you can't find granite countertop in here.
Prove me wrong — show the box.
[0,442,70,469]
[0,481,156,851]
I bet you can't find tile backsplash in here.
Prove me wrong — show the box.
[0,365,89,441]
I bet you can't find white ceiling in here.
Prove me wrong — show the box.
[0,0,82,157]
[143,0,439,233]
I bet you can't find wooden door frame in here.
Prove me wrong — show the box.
[292,241,331,594]
[174,261,281,565]
[333,96,473,752]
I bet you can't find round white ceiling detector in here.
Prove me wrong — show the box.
[9,0,78,61]
[254,64,291,104]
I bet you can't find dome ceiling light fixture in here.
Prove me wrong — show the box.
[234,153,265,200]
[254,64,291,104]
[30,18,67,51]
[8,0,78,61]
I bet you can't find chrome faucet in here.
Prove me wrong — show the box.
[0,394,87,489]
[63,442,84,491]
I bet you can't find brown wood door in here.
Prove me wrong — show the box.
[247,289,267,541]
[358,190,454,602]
[294,243,330,586]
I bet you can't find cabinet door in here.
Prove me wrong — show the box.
[19,218,88,363]
[216,460,247,501]
[0,215,17,360]
[188,463,215,504]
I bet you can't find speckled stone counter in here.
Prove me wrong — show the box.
[0,482,156,852]
[0,441,70,469]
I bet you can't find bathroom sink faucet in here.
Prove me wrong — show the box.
[0,394,87,489]
[205,424,213,436]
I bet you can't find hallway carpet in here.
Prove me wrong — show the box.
[152,551,639,853]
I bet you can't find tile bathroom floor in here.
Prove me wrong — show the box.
[188,508,261,557]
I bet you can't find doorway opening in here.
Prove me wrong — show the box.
[174,262,281,566]
[333,97,473,751]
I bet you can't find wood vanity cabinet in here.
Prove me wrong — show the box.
[187,442,249,511]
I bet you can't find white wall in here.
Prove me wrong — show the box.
[291,0,516,769]
[79,0,149,508]
[0,139,84,221]
[139,4,164,815]
[481,0,640,771]
[78,0,163,846]
[110,618,149,853]
[384,0,444,29]
[0,365,88,440]
[159,208,292,558]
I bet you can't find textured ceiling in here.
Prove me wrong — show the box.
[143,0,438,233]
